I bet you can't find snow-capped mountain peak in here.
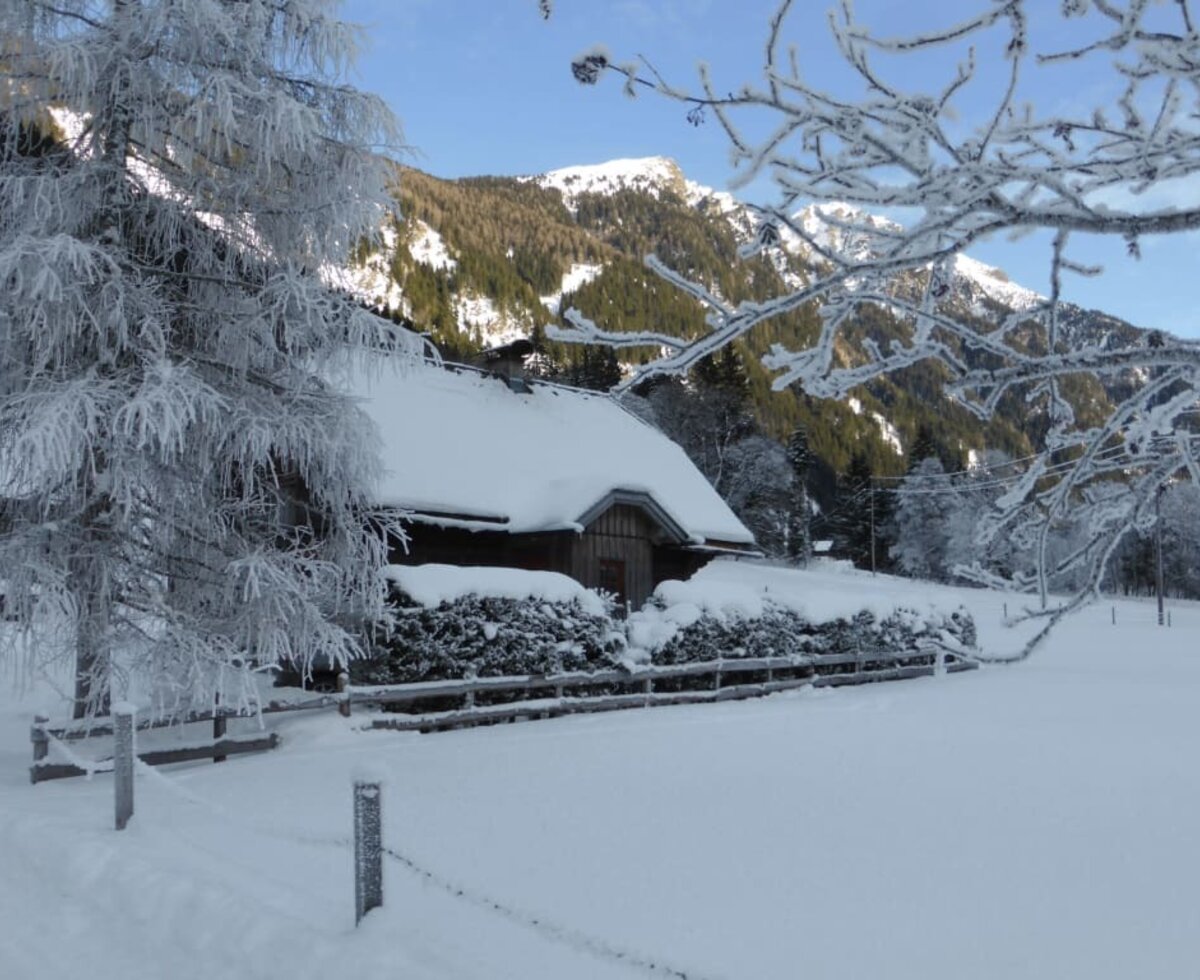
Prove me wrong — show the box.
[788,201,903,260]
[533,156,688,210]
[950,253,1044,312]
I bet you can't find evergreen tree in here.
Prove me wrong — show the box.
[695,346,751,403]
[907,423,939,471]
[0,1,412,715]
[785,426,813,565]
[568,346,622,391]
[829,453,879,570]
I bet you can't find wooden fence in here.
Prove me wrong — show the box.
[30,645,977,782]
[344,645,978,733]
[29,693,335,784]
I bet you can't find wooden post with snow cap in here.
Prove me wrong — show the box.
[212,692,226,763]
[353,772,384,925]
[113,702,135,831]
[337,671,351,718]
[30,715,49,764]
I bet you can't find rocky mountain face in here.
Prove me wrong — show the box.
[343,155,1147,480]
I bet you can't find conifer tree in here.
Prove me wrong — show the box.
[0,0,417,716]
[907,424,939,472]
[830,453,876,571]
[785,426,812,566]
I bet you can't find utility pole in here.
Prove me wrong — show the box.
[1155,483,1165,626]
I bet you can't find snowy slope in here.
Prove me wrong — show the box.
[531,156,689,212]
[951,252,1044,311]
[4,568,1199,979]
[540,262,605,314]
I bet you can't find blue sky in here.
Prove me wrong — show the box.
[341,0,1200,339]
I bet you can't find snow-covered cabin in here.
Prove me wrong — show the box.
[347,358,758,609]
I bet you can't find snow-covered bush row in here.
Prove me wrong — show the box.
[631,601,975,667]
[627,558,976,664]
[353,562,976,684]
[352,565,625,684]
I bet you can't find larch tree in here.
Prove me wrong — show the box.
[0,0,423,716]
[550,1,1200,655]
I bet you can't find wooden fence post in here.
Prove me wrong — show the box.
[30,715,49,764]
[353,779,383,925]
[338,672,351,718]
[213,693,227,763]
[113,704,135,831]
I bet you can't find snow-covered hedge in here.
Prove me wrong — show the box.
[351,562,976,685]
[632,601,975,666]
[352,565,626,684]
[627,560,977,666]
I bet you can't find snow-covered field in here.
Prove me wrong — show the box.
[2,568,1198,979]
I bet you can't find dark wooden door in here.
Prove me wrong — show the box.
[597,558,627,606]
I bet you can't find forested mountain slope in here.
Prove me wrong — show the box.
[348,156,1148,485]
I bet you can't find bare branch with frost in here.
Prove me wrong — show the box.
[563,0,1200,640]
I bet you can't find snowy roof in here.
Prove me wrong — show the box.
[342,357,755,546]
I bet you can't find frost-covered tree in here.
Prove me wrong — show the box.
[719,433,793,557]
[890,457,952,582]
[629,363,792,556]
[0,0,421,716]
[555,1,1200,654]
[1111,481,1200,597]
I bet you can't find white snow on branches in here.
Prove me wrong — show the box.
[0,0,421,714]
[555,0,1200,627]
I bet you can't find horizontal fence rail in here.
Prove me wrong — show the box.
[30,646,978,781]
[346,646,978,734]
[26,695,324,784]
[30,733,281,783]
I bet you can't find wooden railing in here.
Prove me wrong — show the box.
[345,645,978,733]
[28,694,333,784]
[30,646,978,781]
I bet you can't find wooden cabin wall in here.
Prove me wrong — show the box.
[569,504,656,610]
[652,547,709,590]
[389,525,573,575]
[388,507,724,612]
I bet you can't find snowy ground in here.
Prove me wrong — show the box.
[2,569,1198,979]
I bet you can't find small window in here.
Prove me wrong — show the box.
[597,558,627,606]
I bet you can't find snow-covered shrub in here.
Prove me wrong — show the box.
[353,588,626,685]
[636,598,976,668]
[647,604,810,665]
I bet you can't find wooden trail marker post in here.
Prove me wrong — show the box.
[113,704,135,831]
[354,778,383,925]
[213,693,227,764]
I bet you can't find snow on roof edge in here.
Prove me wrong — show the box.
[350,357,756,547]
